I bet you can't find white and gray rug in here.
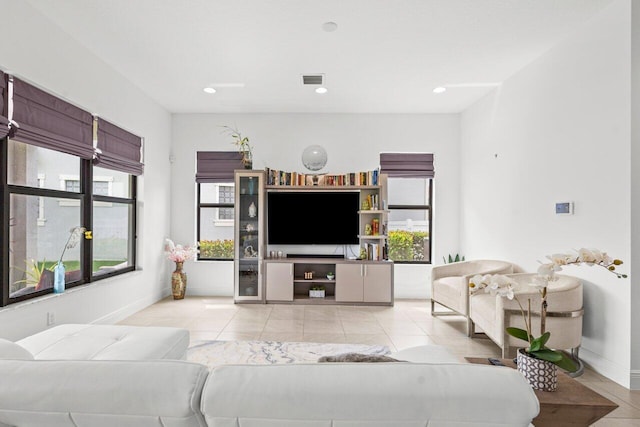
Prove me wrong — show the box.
[187,340,390,370]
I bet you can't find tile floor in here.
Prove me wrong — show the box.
[120,297,640,426]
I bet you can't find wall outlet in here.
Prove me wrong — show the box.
[46,312,55,326]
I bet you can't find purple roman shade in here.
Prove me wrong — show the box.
[95,118,144,176]
[196,151,244,183]
[0,71,7,139]
[0,72,17,140]
[379,152,435,178]
[11,77,94,158]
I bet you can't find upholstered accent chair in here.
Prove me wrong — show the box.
[431,259,515,335]
[469,273,583,364]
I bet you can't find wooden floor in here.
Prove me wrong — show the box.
[120,296,640,426]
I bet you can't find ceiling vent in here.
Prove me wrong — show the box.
[302,74,324,85]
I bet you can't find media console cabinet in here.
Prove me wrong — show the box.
[265,258,394,306]
[233,169,394,306]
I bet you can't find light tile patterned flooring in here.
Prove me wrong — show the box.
[120,297,640,426]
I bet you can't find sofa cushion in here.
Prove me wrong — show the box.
[0,338,34,360]
[201,363,539,426]
[0,359,208,427]
[17,324,189,360]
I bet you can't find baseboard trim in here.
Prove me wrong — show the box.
[94,289,168,325]
[630,370,640,390]
[579,347,630,388]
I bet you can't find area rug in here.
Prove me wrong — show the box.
[187,340,390,370]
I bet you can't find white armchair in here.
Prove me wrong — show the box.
[469,273,583,363]
[431,259,515,335]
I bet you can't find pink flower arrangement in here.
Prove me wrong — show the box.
[164,238,197,263]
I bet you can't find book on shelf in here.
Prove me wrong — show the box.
[264,167,380,187]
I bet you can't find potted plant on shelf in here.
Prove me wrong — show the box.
[222,125,253,169]
[469,248,626,391]
[310,285,325,298]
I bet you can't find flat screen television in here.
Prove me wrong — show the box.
[267,192,359,245]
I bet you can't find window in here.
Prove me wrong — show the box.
[197,182,235,260]
[91,166,136,277]
[3,140,137,305]
[380,152,434,264]
[218,185,234,220]
[65,179,81,193]
[387,177,432,263]
[1,76,142,306]
[195,151,244,261]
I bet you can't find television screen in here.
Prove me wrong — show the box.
[267,192,359,245]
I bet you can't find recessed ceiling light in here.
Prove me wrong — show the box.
[315,87,328,94]
[433,87,446,94]
[203,87,216,94]
[322,22,338,32]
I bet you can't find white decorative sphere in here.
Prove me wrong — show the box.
[302,145,328,171]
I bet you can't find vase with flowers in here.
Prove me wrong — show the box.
[469,248,626,391]
[164,239,197,300]
[53,226,86,293]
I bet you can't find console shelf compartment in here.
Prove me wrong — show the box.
[265,258,393,306]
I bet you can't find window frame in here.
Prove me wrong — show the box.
[386,177,433,264]
[196,182,235,261]
[0,138,137,306]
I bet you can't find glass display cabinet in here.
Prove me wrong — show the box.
[234,170,264,302]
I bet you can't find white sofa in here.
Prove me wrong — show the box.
[0,325,540,426]
[431,259,515,335]
[469,273,584,360]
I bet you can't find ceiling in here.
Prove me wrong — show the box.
[26,0,615,114]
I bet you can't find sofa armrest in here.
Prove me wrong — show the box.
[0,359,208,427]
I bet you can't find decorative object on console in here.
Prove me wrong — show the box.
[222,125,253,169]
[372,218,380,235]
[53,226,86,294]
[301,145,328,171]
[164,238,197,300]
[469,248,626,389]
[309,285,325,298]
[326,272,335,280]
[304,271,314,280]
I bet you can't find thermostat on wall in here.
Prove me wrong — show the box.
[555,202,574,215]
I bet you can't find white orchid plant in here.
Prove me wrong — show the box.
[469,248,626,372]
[164,238,197,263]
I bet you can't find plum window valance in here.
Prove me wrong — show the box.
[11,77,94,159]
[196,151,244,183]
[95,118,144,176]
[379,152,434,178]
[0,72,144,175]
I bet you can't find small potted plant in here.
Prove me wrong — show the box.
[222,125,252,169]
[469,248,626,391]
[310,285,325,298]
[326,272,335,280]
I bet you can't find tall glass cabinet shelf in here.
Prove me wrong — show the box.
[234,170,264,303]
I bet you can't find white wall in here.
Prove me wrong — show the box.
[630,0,640,389]
[0,0,172,340]
[171,114,460,299]
[461,0,632,386]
